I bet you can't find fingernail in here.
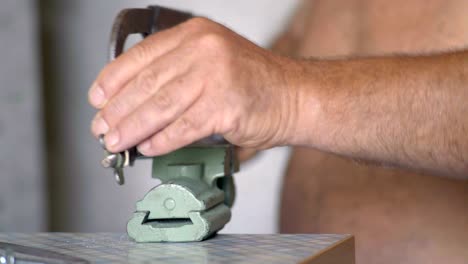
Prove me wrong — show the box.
[105,130,120,147]
[138,140,152,153]
[89,83,106,107]
[92,116,109,134]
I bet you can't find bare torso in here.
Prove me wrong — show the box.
[279,1,468,263]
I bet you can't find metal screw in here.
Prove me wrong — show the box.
[101,154,118,168]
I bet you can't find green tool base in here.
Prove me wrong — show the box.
[127,182,231,242]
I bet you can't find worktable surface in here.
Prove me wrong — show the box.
[0,233,354,264]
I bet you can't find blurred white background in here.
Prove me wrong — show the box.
[1,0,300,233]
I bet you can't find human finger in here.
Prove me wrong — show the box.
[91,48,191,137]
[88,21,191,108]
[103,74,204,152]
[137,103,216,156]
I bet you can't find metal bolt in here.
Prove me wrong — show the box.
[101,154,118,168]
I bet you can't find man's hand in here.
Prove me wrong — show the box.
[89,16,468,177]
[89,18,300,156]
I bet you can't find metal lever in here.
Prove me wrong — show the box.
[101,6,231,185]
[109,6,193,61]
[100,6,192,185]
[98,135,134,185]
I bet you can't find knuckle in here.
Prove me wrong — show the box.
[151,89,174,112]
[130,40,153,61]
[185,17,211,32]
[192,35,233,77]
[157,128,173,145]
[177,116,197,132]
[196,33,228,52]
[134,69,158,95]
[224,116,241,136]
[217,108,241,135]
[101,99,126,123]
[126,112,147,133]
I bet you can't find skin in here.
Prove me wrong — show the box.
[276,1,468,264]
[89,18,299,155]
[89,1,468,262]
[89,16,468,177]
[295,53,468,177]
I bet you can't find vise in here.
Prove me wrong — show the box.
[99,6,238,242]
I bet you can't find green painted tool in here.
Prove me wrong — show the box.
[99,6,238,242]
[127,145,237,242]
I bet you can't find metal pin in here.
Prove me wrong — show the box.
[98,134,125,185]
[98,134,106,149]
[115,169,124,185]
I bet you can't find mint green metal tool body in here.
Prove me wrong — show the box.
[128,146,236,242]
[100,6,238,242]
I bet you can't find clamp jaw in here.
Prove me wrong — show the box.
[100,6,238,242]
[128,145,237,242]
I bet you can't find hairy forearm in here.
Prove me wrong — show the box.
[291,50,468,178]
